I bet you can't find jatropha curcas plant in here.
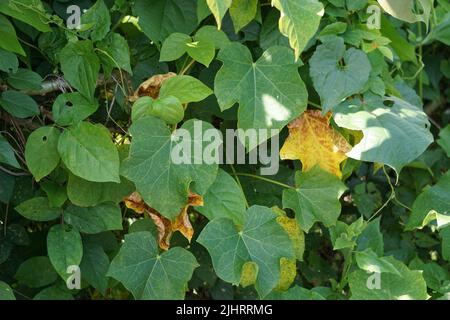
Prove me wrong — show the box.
[0,0,449,301]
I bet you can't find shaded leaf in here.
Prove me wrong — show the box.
[197,205,295,298]
[309,36,371,112]
[47,225,83,281]
[121,117,218,219]
[15,197,61,221]
[283,166,347,233]
[108,231,198,300]
[58,122,120,183]
[25,126,61,181]
[64,203,123,234]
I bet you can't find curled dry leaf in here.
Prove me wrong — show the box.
[124,191,203,250]
[129,72,177,102]
[280,110,351,178]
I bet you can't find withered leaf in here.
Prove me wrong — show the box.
[280,110,351,178]
[124,191,203,250]
[129,72,176,102]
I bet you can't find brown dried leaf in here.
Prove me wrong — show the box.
[129,72,176,102]
[124,191,203,250]
[124,192,146,214]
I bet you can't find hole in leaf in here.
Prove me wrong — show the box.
[42,136,48,142]
[383,100,394,107]
[66,101,74,107]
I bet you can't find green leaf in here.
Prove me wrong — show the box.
[0,14,25,55]
[0,134,20,169]
[160,33,215,67]
[349,256,429,299]
[52,93,99,127]
[318,21,347,40]
[309,36,371,112]
[15,256,58,288]
[41,180,67,208]
[0,48,18,73]
[423,13,450,46]
[185,40,215,67]
[266,285,326,300]
[195,26,230,50]
[260,9,290,51]
[272,0,324,59]
[0,281,15,300]
[47,224,83,281]
[58,122,120,183]
[356,217,384,256]
[160,33,191,61]
[25,126,61,181]
[206,0,232,29]
[133,0,198,43]
[80,240,110,295]
[334,94,434,174]
[0,0,51,32]
[441,227,450,261]
[63,203,123,234]
[437,124,450,158]
[7,68,42,91]
[15,197,61,221]
[67,174,134,207]
[80,0,111,42]
[355,249,401,275]
[347,0,368,11]
[151,96,185,125]
[59,40,100,100]
[406,171,450,230]
[97,33,132,75]
[283,166,347,233]
[380,15,417,63]
[0,171,15,203]
[214,43,307,141]
[121,117,219,219]
[229,0,258,32]
[0,90,39,118]
[108,231,198,300]
[159,75,213,104]
[197,205,295,298]
[330,218,366,250]
[196,169,247,226]
[33,284,74,300]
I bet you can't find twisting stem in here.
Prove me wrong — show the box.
[229,165,249,209]
[233,172,296,190]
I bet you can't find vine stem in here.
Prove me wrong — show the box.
[0,165,30,177]
[233,172,296,190]
[229,165,249,209]
[180,59,196,76]
[418,22,424,101]
[308,100,322,109]
[368,166,411,222]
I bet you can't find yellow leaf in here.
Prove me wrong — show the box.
[273,206,305,261]
[280,110,351,178]
[240,261,259,288]
[274,258,296,292]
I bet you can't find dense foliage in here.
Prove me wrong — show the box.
[0,0,449,300]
